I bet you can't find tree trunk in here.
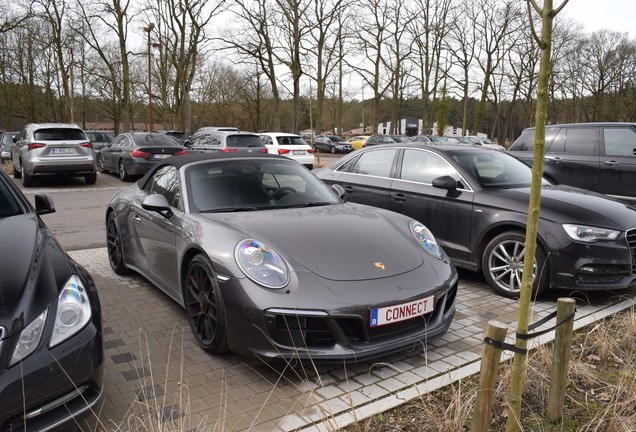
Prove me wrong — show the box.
[505,1,567,430]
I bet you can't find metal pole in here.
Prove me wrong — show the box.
[144,23,155,132]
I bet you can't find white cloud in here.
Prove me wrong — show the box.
[560,0,635,35]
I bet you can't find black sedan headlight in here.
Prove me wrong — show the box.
[562,224,621,243]
[410,221,442,259]
[9,275,92,367]
[235,239,290,289]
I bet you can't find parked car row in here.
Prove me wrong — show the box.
[2,120,635,428]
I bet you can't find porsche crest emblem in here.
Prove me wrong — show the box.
[374,262,385,270]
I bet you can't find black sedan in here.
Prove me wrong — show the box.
[314,143,636,298]
[105,153,457,363]
[97,132,187,181]
[313,135,353,154]
[0,169,103,430]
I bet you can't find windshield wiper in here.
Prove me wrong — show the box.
[199,206,262,213]
[269,201,333,209]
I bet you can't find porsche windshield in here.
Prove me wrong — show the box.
[186,159,340,212]
[449,149,549,189]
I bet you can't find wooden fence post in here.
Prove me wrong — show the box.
[547,297,576,422]
[472,321,508,432]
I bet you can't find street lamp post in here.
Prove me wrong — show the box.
[143,23,160,132]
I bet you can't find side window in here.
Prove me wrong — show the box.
[144,165,180,208]
[350,149,397,177]
[260,136,272,145]
[549,128,566,152]
[336,156,360,173]
[543,128,559,151]
[603,127,636,156]
[564,128,597,154]
[510,130,535,151]
[401,149,461,185]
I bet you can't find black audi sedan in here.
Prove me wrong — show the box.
[0,169,103,430]
[315,143,636,298]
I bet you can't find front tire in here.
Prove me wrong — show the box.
[184,255,229,354]
[106,212,129,275]
[482,231,549,298]
[13,162,21,179]
[330,146,336,154]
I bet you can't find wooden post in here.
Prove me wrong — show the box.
[472,321,509,432]
[547,298,576,422]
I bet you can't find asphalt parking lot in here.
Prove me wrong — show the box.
[11,163,636,431]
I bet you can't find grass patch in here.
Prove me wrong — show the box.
[344,305,636,432]
[1,161,12,175]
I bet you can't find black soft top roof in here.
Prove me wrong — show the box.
[137,152,288,188]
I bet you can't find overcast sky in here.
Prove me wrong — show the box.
[561,0,635,35]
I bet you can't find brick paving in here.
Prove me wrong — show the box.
[71,248,636,432]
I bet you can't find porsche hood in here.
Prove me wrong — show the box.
[204,204,436,281]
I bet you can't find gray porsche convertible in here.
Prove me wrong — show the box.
[105,153,457,363]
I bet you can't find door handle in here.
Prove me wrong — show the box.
[392,193,407,203]
[545,156,560,163]
[603,160,618,166]
[133,215,141,223]
[343,186,354,193]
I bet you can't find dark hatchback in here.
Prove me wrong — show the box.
[97,132,187,181]
[0,169,103,430]
[313,135,353,154]
[315,143,636,298]
[508,122,636,201]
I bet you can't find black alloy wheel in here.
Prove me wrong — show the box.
[96,155,108,173]
[184,255,229,354]
[482,231,549,298]
[106,212,129,275]
[119,160,131,181]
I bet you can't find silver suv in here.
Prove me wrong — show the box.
[12,123,96,187]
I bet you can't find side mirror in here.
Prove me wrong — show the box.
[35,193,56,215]
[142,194,173,218]
[432,175,458,193]
[332,184,347,202]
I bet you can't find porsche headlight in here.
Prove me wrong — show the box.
[235,239,290,289]
[411,221,442,259]
[562,224,621,243]
[10,309,47,367]
[49,275,92,348]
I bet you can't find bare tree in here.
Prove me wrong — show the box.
[409,0,453,135]
[74,0,137,133]
[223,0,282,130]
[578,30,632,121]
[355,0,394,132]
[305,0,347,134]
[505,1,569,431]
[34,0,75,122]
[472,0,522,135]
[446,0,476,136]
[150,0,225,133]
